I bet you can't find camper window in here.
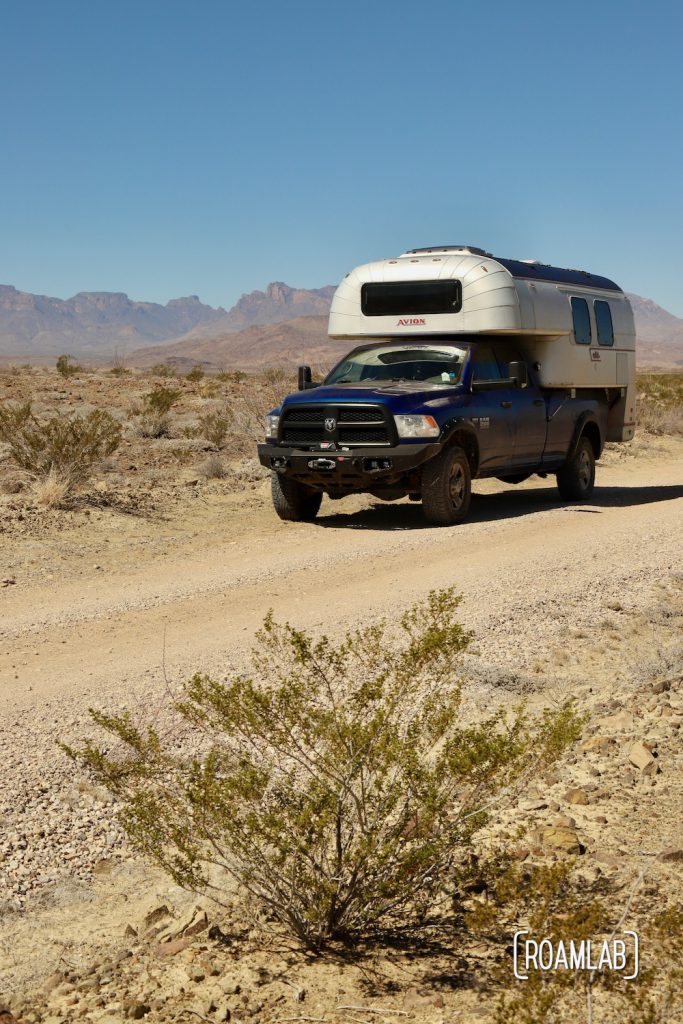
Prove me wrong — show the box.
[361,280,462,317]
[594,300,614,346]
[570,297,592,345]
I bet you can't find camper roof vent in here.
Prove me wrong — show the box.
[519,258,541,265]
[400,245,491,258]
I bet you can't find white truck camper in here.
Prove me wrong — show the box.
[328,245,636,441]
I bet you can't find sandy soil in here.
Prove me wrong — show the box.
[1,426,682,1023]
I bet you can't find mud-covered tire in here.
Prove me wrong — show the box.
[556,436,595,501]
[271,473,322,521]
[421,445,472,526]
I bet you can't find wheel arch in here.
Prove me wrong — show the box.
[567,413,603,464]
[440,421,480,476]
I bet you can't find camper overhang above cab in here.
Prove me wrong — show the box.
[327,246,636,390]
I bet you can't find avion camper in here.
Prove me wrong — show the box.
[258,245,636,526]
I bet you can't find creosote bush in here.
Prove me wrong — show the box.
[143,385,181,416]
[56,353,81,377]
[197,407,233,447]
[0,401,122,493]
[68,589,582,950]
[186,365,205,382]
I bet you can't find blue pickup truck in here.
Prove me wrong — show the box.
[257,247,635,526]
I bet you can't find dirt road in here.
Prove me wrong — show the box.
[2,443,682,711]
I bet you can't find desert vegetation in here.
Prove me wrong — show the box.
[66,590,582,949]
[636,371,683,435]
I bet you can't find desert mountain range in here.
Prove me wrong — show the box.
[0,280,680,369]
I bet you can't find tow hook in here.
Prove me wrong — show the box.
[362,458,393,473]
[307,458,337,470]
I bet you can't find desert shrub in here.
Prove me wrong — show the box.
[197,407,232,447]
[636,371,683,435]
[109,350,130,377]
[488,859,683,1024]
[0,402,122,488]
[198,453,228,479]
[216,370,247,383]
[186,365,205,382]
[149,363,177,378]
[143,385,181,416]
[137,413,171,438]
[262,366,293,387]
[67,589,581,950]
[56,353,81,377]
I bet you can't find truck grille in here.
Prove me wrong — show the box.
[280,404,392,448]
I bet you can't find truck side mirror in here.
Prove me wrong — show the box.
[508,361,528,388]
[298,365,312,391]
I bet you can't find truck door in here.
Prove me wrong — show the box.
[468,344,515,472]
[499,351,548,466]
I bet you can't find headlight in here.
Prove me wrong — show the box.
[265,413,280,438]
[394,414,440,438]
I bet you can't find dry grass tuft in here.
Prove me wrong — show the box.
[197,453,228,479]
[30,468,71,508]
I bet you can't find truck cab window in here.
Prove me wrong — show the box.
[471,345,504,382]
[570,297,592,345]
[594,300,614,346]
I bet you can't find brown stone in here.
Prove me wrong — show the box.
[564,788,589,805]
[658,848,683,863]
[628,741,658,774]
[154,937,192,959]
[599,710,634,731]
[541,826,582,854]
[511,846,530,861]
[581,736,615,753]
[590,850,622,868]
[144,905,171,929]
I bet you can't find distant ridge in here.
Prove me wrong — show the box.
[0,285,226,357]
[0,280,681,368]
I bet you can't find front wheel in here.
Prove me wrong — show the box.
[421,445,472,526]
[556,437,595,501]
[271,473,322,521]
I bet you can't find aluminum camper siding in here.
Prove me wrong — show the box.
[328,252,636,395]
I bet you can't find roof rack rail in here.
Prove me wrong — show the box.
[402,245,491,257]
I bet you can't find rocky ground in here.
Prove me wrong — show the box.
[0,368,682,1023]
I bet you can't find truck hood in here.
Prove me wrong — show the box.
[283,381,465,407]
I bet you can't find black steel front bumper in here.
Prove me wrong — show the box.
[257,441,440,490]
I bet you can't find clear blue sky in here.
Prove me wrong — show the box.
[2,0,682,314]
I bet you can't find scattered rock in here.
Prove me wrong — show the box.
[511,846,530,861]
[154,937,192,959]
[599,710,634,731]
[158,906,208,942]
[564,788,589,805]
[144,905,171,929]
[652,680,672,694]
[628,741,658,774]
[590,850,622,868]
[658,848,683,863]
[581,736,615,753]
[541,826,583,854]
[125,1003,151,1020]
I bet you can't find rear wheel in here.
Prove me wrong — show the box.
[421,445,472,526]
[271,473,322,521]
[556,437,595,500]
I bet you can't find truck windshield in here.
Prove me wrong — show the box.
[326,344,468,386]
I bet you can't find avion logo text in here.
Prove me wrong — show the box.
[396,317,426,326]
